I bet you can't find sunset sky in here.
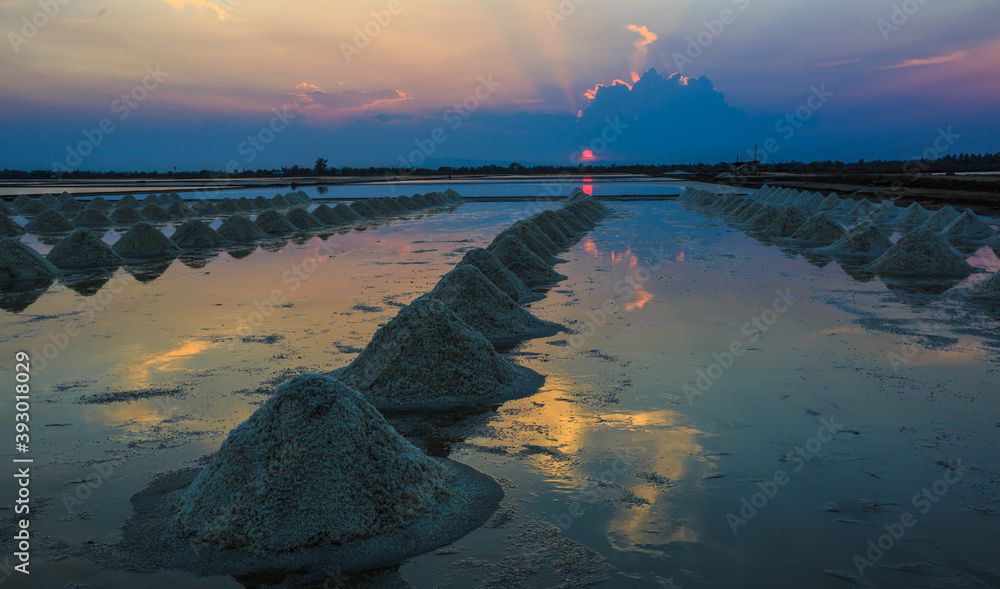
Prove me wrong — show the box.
[1,0,998,171]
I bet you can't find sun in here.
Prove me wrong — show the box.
[582,149,594,160]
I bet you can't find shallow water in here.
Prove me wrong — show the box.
[2,200,999,588]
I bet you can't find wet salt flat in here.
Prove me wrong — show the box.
[2,199,999,588]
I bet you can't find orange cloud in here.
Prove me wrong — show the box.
[583,79,631,100]
[160,0,231,21]
[288,84,412,118]
[625,24,658,77]
[883,50,968,69]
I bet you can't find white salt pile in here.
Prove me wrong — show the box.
[819,193,841,210]
[335,203,364,221]
[566,202,600,224]
[171,220,228,248]
[0,213,25,237]
[490,224,558,264]
[746,204,782,228]
[851,199,875,217]
[939,209,994,238]
[542,210,580,238]
[46,228,123,269]
[0,238,58,280]
[554,208,589,233]
[720,196,748,214]
[765,207,810,237]
[285,207,323,230]
[11,195,33,210]
[311,204,346,225]
[0,200,14,216]
[969,270,1000,300]
[817,221,893,259]
[349,200,376,217]
[237,197,255,211]
[141,203,174,221]
[112,222,182,258]
[380,197,408,213]
[109,206,146,224]
[270,194,290,207]
[513,219,561,254]
[175,372,454,551]
[426,265,560,344]
[491,235,567,284]
[444,188,462,202]
[192,201,221,216]
[19,200,49,215]
[57,198,85,213]
[790,212,846,243]
[454,248,533,303]
[396,195,420,210]
[72,209,113,227]
[217,214,266,241]
[412,194,432,207]
[118,194,140,208]
[895,202,931,225]
[167,202,195,218]
[254,210,299,234]
[25,209,75,233]
[868,227,974,275]
[217,198,240,213]
[87,196,112,210]
[334,298,541,410]
[366,199,393,216]
[39,194,60,208]
[252,196,272,209]
[923,205,959,232]
[836,198,858,212]
[530,213,571,246]
[735,201,765,221]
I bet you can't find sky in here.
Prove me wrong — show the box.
[0,0,998,171]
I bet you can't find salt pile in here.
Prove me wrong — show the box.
[11,195,33,210]
[541,210,579,238]
[349,200,375,217]
[819,193,841,210]
[38,194,59,208]
[566,202,599,224]
[366,199,393,216]
[270,194,290,207]
[923,205,959,232]
[868,227,974,275]
[939,209,993,238]
[530,213,570,246]
[736,201,765,221]
[0,213,25,237]
[334,298,540,409]
[851,199,875,217]
[764,207,809,237]
[118,194,140,208]
[25,209,74,233]
[237,197,255,211]
[746,204,782,228]
[490,224,558,264]
[217,198,240,213]
[491,235,567,284]
[192,201,221,216]
[109,206,146,224]
[790,212,846,243]
[57,198,85,214]
[311,204,346,225]
[513,219,561,254]
[87,196,112,210]
[217,214,266,241]
[0,200,13,216]
[426,265,560,344]
[252,196,272,209]
[112,222,182,258]
[454,248,533,303]
[334,203,364,221]
[167,202,195,218]
[46,228,122,269]
[285,207,323,230]
[817,221,893,259]
[837,198,858,212]
[72,209,113,227]
[254,210,299,234]
[720,196,748,214]
[171,220,228,248]
[141,203,174,221]
[444,188,462,202]
[20,200,49,215]
[969,270,1000,300]
[0,238,59,280]
[397,195,420,210]
[895,202,931,225]
[380,197,407,213]
[554,208,589,233]
[412,194,432,207]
